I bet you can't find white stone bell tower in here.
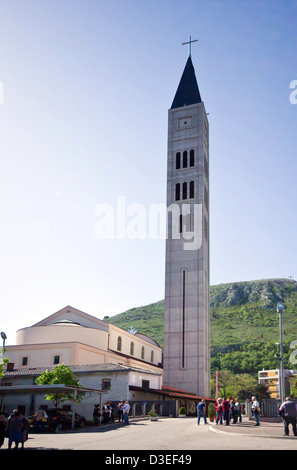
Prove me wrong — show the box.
[163,48,210,397]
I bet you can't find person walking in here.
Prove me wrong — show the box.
[19,413,30,449]
[279,397,297,436]
[102,403,109,424]
[123,401,130,425]
[234,398,242,423]
[117,400,124,422]
[34,407,47,432]
[108,402,114,422]
[197,399,207,425]
[215,398,223,425]
[93,404,101,426]
[0,415,7,448]
[251,396,260,426]
[230,400,237,423]
[7,411,22,449]
[222,398,230,425]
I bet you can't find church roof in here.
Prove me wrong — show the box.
[3,362,162,377]
[171,56,202,109]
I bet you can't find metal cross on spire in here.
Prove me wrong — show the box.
[182,35,198,57]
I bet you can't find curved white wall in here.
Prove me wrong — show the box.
[16,325,108,350]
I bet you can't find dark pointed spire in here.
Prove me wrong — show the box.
[171,56,202,109]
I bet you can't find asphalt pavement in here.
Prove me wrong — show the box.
[209,415,297,439]
[1,415,296,454]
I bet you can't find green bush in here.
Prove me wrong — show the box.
[179,406,186,415]
[208,403,216,418]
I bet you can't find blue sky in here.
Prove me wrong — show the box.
[0,0,297,344]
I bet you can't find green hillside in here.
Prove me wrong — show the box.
[106,278,297,377]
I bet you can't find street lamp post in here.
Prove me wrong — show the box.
[277,302,285,404]
[0,332,7,365]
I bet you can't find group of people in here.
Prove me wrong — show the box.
[93,400,131,426]
[214,397,245,426]
[197,397,249,426]
[0,410,30,450]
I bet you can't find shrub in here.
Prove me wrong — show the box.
[208,403,216,418]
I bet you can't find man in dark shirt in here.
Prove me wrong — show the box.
[279,397,297,436]
[222,398,230,425]
[197,400,207,425]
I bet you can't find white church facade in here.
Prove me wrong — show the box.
[5,305,162,372]
[1,305,213,421]
[1,306,164,420]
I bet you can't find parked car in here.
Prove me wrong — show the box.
[27,409,86,432]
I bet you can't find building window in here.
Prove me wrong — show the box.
[182,182,187,200]
[53,355,60,365]
[190,149,195,167]
[183,151,188,168]
[22,357,28,366]
[117,336,122,351]
[142,380,150,389]
[102,379,111,390]
[141,346,145,360]
[175,183,180,201]
[130,342,134,356]
[189,181,195,199]
[176,152,181,170]
[151,351,154,363]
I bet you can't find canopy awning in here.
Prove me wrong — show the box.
[0,384,105,396]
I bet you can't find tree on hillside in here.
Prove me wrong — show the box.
[216,370,233,398]
[213,371,270,401]
[35,364,85,409]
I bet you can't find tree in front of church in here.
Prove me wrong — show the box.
[0,357,9,379]
[35,364,85,409]
[212,370,270,401]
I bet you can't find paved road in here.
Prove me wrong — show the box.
[10,417,297,452]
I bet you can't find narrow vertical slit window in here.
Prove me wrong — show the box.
[182,182,187,200]
[179,214,183,233]
[190,149,195,167]
[182,270,186,368]
[183,151,188,168]
[189,181,195,199]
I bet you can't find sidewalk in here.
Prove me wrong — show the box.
[209,416,297,439]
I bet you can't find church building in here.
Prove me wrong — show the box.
[0,41,212,421]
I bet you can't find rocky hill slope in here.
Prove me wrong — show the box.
[106,278,297,375]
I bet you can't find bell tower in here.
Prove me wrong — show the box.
[163,46,210,397]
